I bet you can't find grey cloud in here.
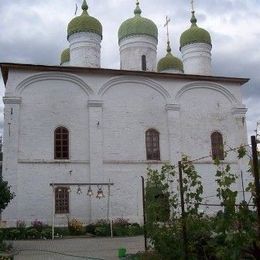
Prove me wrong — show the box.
[0,0,259,136]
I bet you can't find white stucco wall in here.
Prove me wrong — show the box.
[181,43,212,75]
[68,32,102,68]
[2,69,249,226]
[119,35,157,71]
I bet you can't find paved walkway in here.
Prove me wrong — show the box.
[11,236,144,260]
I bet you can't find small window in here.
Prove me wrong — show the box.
[146,129,160,160]
[54,127,69,159]
[211,131,224,160]
[142,55,147,71]
[55,187,69,214]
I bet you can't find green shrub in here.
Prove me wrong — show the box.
[127,224,143,236]
[68,218,85,235]
[0,241,13,253]
[54,227,70,237]
[8,230,20,240]
[85,224,96,234]
[0,257,14,260]
[94,226,110,236]
[113,226,128,237]
[31,219,48,233]
[26,228,40,239]
[40,229,52,239]
[113,218,129,227]
[0,230,3,242]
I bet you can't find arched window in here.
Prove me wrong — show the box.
[55,187,69,214]
[142,55,147,71]
[211,131,224,160]
[54,127,69,159]
[146,129,160,160]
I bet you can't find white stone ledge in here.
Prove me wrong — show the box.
[18,159,90,164]
[193,160,238,165]
[103,160,170,165]
[165,104,180,111]
[88,100,103,107]
[3,96,22,104]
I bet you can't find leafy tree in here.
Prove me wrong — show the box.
[0,176,14,247]
[145,146,259,259]
[0,176,15,212]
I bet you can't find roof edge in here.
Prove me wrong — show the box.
[0,62,250,87]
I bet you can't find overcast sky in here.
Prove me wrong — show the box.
[0,0,259,139]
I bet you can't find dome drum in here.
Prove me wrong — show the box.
[66,0,102,68]
[118,2,158,71]
[179,11,212,75]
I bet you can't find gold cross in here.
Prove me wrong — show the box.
[164,16,171,43]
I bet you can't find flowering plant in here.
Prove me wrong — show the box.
[31,219,45,232]
[16,220,26,230]
[68,218,85,235]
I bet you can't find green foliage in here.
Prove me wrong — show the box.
[146,164,174,223]
[0,176,15,212]
[68,218,85,235]
[145,148,258,259]
[127,223,143,236]
[8,230,20,240]
[85,224,96,234]
[0,231,3,243]
[40,228,52,239]
[146,158,205,259]
[94,219,110,236]
[94,226,110,236]
[181,156,203,215]
[237,145,247,159]
[26,228,40,239]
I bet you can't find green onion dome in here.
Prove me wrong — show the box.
[157,42,183,72]
[180,11,211,49]
[60,48,70,65]
[118,2,158,43]
[67,0,102,39]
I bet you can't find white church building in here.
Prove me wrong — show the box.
[0,1,249,226]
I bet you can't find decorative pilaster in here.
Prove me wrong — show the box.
[165,104,181,164]
[232,105,249,202]
[2,97,22,225]
[88,100,103,220]
[231,106,248,145]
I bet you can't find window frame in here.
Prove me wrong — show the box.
[145,128,161,161]
[211,131,224,161]
[55,187,70,214]
[54,126,69,160]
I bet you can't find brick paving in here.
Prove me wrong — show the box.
[11,236,144,260]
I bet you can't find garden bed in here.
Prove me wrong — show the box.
[0,218,143,241]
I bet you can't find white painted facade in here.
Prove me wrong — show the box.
[181,43,212,75]
[119,35,157,71]
[1,65,249,226]
[0,1,250,227]
[68,32,102,68]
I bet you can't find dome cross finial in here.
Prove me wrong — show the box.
[134,0,142,15]
[82,0,88,12]
[164,16,172,53]
[190,0,197,26]
[191,0,194,12]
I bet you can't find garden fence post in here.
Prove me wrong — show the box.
[141,176,148,251]
[178,161,188,260]
[251,135,260,240]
